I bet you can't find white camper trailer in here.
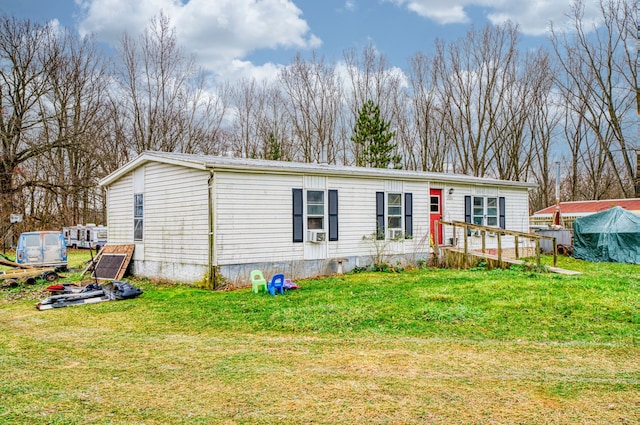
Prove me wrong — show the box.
[63,224,108,250]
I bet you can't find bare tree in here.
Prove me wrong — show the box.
[32,28,111,227]
[115,12,224,155]
[433,23,521,177]
[255,83,294,161]
[230,77,266,158]
[493,48,557,183]
[550,0,638,198]
[407,52,450,172]
[98,93,136,175]
[0,17,65,234]
[391,85,420,171]
[527,52,563,212]
[279,52,343,163]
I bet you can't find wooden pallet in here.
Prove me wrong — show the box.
[82,244,135,280]
[0,266,55,281]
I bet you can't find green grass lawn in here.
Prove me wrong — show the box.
[0,255,638,424]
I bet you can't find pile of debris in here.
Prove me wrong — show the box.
[36,281,142,310]
[35,243,141,311]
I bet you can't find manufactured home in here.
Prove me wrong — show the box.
[99,151,535,287]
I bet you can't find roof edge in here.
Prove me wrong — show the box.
[100,151,536,189]
[99,152,208,187]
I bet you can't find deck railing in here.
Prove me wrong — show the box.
[433,220,558,268]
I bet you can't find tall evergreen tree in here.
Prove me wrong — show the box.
[265,132,281,160]
[351,99,400,168]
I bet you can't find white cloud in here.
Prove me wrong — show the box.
[218,60,284,84]
[76,0,320,80]
[385,0,602,36]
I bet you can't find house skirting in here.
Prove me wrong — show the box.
[131,252,431,287]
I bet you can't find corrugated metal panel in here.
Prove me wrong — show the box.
[533,198,640,215]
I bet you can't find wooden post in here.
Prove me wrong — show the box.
[535,238,541,266]
[463,223,469,268]
[481,230,486,254]
[553,237,558,267]
[515,235,519,260]
[452,224,456,246]
[433,220,439,259]
[497,232,502,268]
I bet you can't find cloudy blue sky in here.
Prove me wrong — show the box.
[0,0,601,82]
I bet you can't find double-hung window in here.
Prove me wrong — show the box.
[387,193,402,238]
[134,193,144,241]
[307,191,324,231]
[376,191,413,240]
[486,197,498,226]
[293,189,339,242]
[472,197,484,225]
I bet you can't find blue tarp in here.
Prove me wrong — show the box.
[572,206,640,264]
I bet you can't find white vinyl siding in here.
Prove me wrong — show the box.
[324,177,383,255]
[106,173,134,243]
[214,171,304,264]
[143,162,210,265]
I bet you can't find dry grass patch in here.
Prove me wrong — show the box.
[1,313,637,424]
[1,256,638,424]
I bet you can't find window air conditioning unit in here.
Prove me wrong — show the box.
[307,230,326,243]
[389,229,404,240]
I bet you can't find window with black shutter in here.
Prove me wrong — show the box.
[464,195,472,235]
[404,193,413,238]
[328,190,338,241]
[292,188,303,243]
[376,191,385,240]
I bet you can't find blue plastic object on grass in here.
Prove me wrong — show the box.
[267,273,285,295]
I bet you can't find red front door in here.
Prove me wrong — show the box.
[430,189,443,245]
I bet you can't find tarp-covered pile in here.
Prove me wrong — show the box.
[573,206,640,264]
